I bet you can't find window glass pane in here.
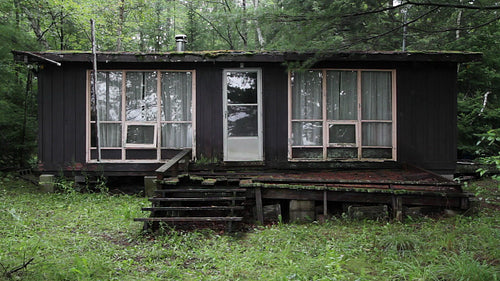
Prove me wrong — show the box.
[126,125,155,144]
[161,72,192,121]
[362,148,392,159]
[361,71,392,120]
[97,72,122,121]
[329,124,356,144]
[227,71,257,104]
[326,71,357,120]
[327,148,358,159]
[362,123,392,146]
[227,105,258,137]
[99,123,121,147]
[126,72,157,121]
[292,121,322,146]
[161,123,192,148]
[90,123,97,147]
[291,70,322,119]
[292,148,323,159]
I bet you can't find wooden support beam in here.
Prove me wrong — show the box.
[255,187,264,224]
[323,190,328,217]
[392,195,403,221]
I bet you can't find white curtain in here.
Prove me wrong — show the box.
[162,124,192,148]
[291,71,322,146]
[99,123,121,147]
[125,72,158,122]
[96,72,122,147]
[326,70,357,120]
[361,71,392,147]
[161,72,192,147]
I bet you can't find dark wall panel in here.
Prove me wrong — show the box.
[262,64,288,165]
[39,64,87,172]
[195,66,223,160]
[397,62,457,173]
[37,60,459,174]
[63,65,76,164]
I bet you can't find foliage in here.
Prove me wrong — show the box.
[476,129,500,186]
[0,0,499,167]
[0,5,39,169]
[0,177,499,280]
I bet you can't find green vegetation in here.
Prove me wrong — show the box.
[1,176,499,280]
[1,0,499,169]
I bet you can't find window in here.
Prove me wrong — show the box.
[289,69,396,161]
[88,70,194,162]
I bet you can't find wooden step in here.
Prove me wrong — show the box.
[134,217,243,222]
[149,197,246,202]
[142,206,244,211]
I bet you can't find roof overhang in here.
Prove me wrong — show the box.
[12,50,482,65]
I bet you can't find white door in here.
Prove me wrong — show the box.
[223,69,263,161]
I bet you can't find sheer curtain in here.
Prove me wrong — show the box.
[125,72,157,122]
[326,70,357,121]
[361,71,392,147]
[161,72,192,148]
[291,71,323,146]
[125,72,157,144]
[96,71,122,147]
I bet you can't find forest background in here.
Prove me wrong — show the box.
[0,0,499,170]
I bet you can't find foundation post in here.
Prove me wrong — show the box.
[39,174,55,193]
[144,176,157,197]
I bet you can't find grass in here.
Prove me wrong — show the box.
[0,174,499,280]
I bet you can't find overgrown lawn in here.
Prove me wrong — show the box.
[0,175,498,280]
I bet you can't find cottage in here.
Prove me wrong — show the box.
[13,49,480,224]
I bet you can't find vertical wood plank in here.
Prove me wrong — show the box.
[392,194,403,221]
[255,187,264,224]
[323,190,328,217]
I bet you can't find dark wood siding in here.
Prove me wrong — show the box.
[36,60,459,175]
[262,64,288,165]
[195,65,223,160]
[38,63,87,172]
[397,62,457,174]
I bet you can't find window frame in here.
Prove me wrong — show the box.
[86,69,196,163]
[288,69,397,161]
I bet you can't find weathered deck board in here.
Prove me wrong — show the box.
[134,217,243,222]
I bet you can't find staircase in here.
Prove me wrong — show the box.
[135,175,248,231]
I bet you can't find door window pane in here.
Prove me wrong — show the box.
[327,71,357,120]
[227,105,258,137]
[226,71,257,104]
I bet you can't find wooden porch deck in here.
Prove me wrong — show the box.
[135,153,472,230]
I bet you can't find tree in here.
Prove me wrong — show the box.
[0,1,39,169]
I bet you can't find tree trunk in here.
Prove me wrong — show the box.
[116,0,125,51]
[254,0,265,48]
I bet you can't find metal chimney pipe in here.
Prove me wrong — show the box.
[175,34,187,52]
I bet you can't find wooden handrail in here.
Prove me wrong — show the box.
[155,148,192,175]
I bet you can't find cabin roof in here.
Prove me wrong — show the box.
[13,50,482,65]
